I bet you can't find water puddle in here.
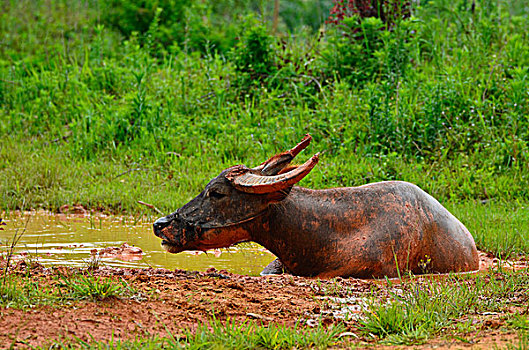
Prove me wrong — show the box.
[0,212,276,276]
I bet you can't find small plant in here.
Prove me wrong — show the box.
[84,253,102,271]
[508,314,529,331]
[1,218,27,290]
[59,274,133,301]
[418,255,432,274]
[0,274,58,309]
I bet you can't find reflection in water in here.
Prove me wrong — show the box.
[0,212,276,276]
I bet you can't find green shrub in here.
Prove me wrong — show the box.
[321,10,417,84]
[103,0,243,55]
[231,18,277,90]
[230,17,323,98]
[321,15,386,82]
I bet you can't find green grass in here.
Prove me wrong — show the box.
[38,320,346,349]
[1,1,529,346]
[0,274,56,309]
[450,201,529,257]
[357,268,529,345]
[0,270,135,308]
[59,274,135,301]
[178,319,345,349]
[507,332,529,350]
[508,315,529,331]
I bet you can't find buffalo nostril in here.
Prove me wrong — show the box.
[153,216,171,233]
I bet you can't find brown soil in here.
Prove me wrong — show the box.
[0,253,528,349]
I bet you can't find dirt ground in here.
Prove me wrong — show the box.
[0,253,527,349]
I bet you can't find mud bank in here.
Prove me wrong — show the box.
[0,253,527,348]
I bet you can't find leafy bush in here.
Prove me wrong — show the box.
[231,18,277,91]
[230,17,321,98]
[59,274,133,301]
[103,0,245,55]
[321,0,415,83]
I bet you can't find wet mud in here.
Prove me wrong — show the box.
[0,252,527,348]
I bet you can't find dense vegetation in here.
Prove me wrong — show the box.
[1,0,528,215]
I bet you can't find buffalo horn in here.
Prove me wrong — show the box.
[229,153,320,194]
[253,134,312,175]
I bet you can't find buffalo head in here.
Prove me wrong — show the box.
[153,135,319,253]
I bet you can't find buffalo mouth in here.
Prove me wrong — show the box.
[161,238,237,254]
[160,239,211,253]
[161,240,186,254]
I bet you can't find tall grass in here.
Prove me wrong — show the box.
[450,201,529,257]
[1,0,528,226]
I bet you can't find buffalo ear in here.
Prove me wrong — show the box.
[259,154,295,176]
[266,187,292,202]
[277,165,298,174]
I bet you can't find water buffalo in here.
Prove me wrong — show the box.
[153,135,479,278]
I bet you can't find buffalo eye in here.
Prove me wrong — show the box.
[206,189,227,200]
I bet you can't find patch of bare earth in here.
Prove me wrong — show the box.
[0,252,527,348]
[0,265,364,347]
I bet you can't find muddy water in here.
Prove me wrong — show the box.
[0,212,276,276]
